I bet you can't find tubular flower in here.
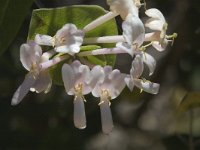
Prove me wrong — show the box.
[91,66,126,134]
[125,54,160,94]
[145,8,169,51]
[107,0,139,19]
[117,13,145,56]
[62,60,91,129]
[35,24,84,55]
[11,43,52,106]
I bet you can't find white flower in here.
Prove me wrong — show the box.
[145,8,168,51]
[35,24,84,55]
[125,54,160,94]
[62,60,91,129]
[11,43,52,106]
[90,66,126,134]
[107,0,139,19]
[117,13,145,56]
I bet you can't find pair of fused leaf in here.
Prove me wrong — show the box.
[11,0,177,134]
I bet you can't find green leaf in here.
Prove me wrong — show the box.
[28,5,118,85]
[0,0,34,56]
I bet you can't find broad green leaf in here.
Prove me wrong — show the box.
[28,5,118,85]
[0,0,34,56]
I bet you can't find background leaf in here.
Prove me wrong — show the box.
[0,0,34,56]
[28,5,118,85]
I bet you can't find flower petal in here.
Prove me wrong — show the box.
[124,76,134,91]
[116,42,135,56]
[141,52,156,76]
[11,73,36,105]
[134,79,160,94]
[62,64,75,95]
[152,41,167,51]
[100,98,113,134]
[145,8,165,22]
[122,14,145,46]
[20,43,42,71]
[31,70,52,93]
[145,18,164,31]
[35,34,53,46]
[88,65,105,87]
[73,96,86,129]
[131,54,144,78]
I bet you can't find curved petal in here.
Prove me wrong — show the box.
[73,96,86,129]
[145,18,164,31]
[122,14,145,46]
[31,70,52,93]
[134,79,160,94]
[35,34,53,46]
[142,52,156,76]
[62,64,75,94]
[11,73,36,106]
[20,43,42,71]
[116,42,134,56]
[54,45,70,53]
[145,8,165,22]
[89,65,105,87]
[124,76,134,91]
[108,70,126,99]
[131,54,144,78]
[107,0,138,19]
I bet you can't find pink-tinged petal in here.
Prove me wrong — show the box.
[89,66,105,87]
[141,52,156,76]
[11,73,36,106]
[54,45,70,53]
[62,64,75,95]
[92,82,102,98]
[145,18,164,31]
[73,96,86,129]
[116,42,135,56]
[124,76,134,91]
[108,70,126,99]
[131,54,144,78]
[107,0,138,19]
[103,66,113,76]
[122,14,145,46]
[100,98,113,134]
[71,60,82,75]
[31,70,52,93]
[145,8,165,22]
[35,34,53,46]
[134,79,160,94]
[20,43,42,71]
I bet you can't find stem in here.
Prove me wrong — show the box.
[40,55,69,70]
[78,48,127,57]
[83,36,125,44]
[83,11,118,33]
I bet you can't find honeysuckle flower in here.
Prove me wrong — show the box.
[145,8,170,51]
[62,60,92,129]
[35,24,84,55]
[11,43,52,106]
[107,0,139,19]
[116,13,145,56]
[125,54,160,94]
[91,66,126,134]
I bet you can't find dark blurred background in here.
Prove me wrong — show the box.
[0,0,200,149]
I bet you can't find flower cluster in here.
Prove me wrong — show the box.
[12,0,177,134]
